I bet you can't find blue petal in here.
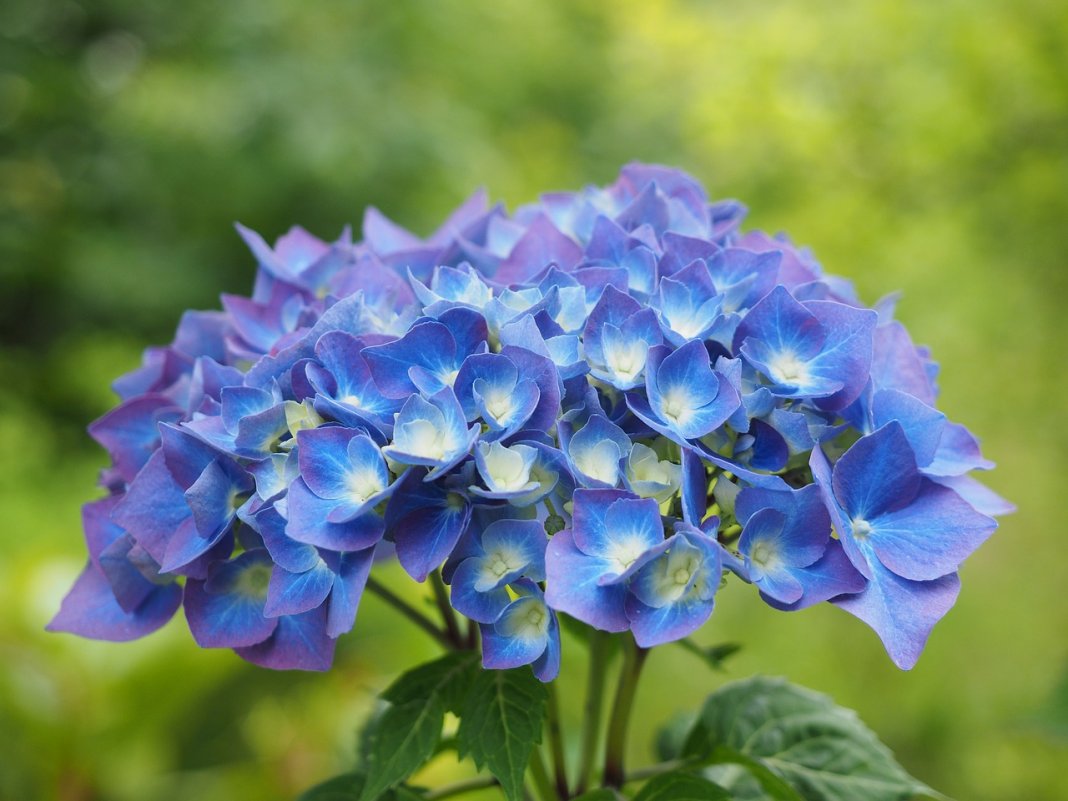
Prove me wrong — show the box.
[481,594,550,670]
[296,426,362,500]
[112,449,193,566]
[761,540,867,612]
[88,394,183,483]
[184,550,278,648]
[734,285,825,362]
[185,460,246,539]
[481,518,548,581]
[925,422,995,476]
[930,474,1015,517]
[450,558,512,623]
[583,284,642,369]
[570,489,656,557]
[385,469,472,582]
[736,484,829,568]
[244,504,319,573]
[565,415,632,487]
[325,548,376,638]
[160,517,231,574]
[871,389,946,467]
[285,478,385,552]
[454,353,518,420]
[544,530,630,632]
[809,443,871,581]
[625,591,715,648]
[803,300,877,411]
[499,345,563,436]
[362,320,459,398]
[235,605,337,671]
[654,340,721,409]
[265,560,334,617]
[831,422,922,521]
[868,480,997,581]
[833,562,960,670]
[679,447,710,527]
[98,534,157,612]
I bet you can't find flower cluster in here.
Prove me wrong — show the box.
[51,164,1011,674]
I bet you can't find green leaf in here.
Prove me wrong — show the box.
[358,653,480,801]
[384,651,480,713]
[633,771,732,801]
[457,667,548,801]
[674,639,742,672]
[297,772,365,801]
[297,772,423,801]
[654,711,700,762]
[358,697,444,801]
[683,676,936,801]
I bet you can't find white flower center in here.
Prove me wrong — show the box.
[661,388,692,425]
[768,352,809,386]
[574,439,621,485]
[482,442,533,491]
[403,419,447,459]
[851,518,873,540]
[606,340,646,381]
[751,541,774,567]
[607,536,649,575]
[669,313,704,339]
[346,468,384,505]
[483,391,514,423]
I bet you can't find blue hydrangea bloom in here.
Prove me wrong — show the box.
[54,163,1010,675]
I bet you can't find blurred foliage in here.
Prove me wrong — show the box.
[1,0,1066,799]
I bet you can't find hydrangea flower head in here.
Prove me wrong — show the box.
[52,164,1011,676]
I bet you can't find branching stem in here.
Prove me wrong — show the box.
[429,568,465,648]
[365,575,452,650]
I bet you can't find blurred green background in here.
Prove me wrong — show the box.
[2,0,1066,799]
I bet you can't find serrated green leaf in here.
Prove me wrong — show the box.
[356,653,481,801]
[297,773,424,801]
[633,771,732,801]
[358,696,445,801]
[384,651,480,714]
[297,772,365,801]
[683,676,936,801]
[457,667,548,801]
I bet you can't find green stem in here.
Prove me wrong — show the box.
[546,682,570,799]
[365,576,452,650]
[424,775,500,800]
[575,628,611,795]
[528,747,558,801]
[603,639,649,789]
[430,568,464,647]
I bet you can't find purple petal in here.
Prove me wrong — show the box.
[47,563,181,642]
